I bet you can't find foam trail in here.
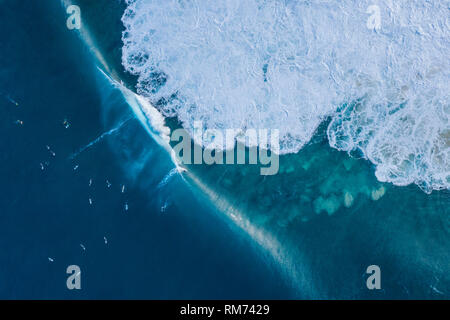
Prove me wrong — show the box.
[0,92,19,106]
[69,117,132,159]
[6,95,19,106]
[157,168,179,189]
[61,0,111,75]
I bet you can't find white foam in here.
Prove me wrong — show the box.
[121,0,449,192]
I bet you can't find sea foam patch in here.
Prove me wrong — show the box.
[121,0,449,192]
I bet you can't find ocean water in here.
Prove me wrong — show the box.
[122,0,449,193]
[0,0,448,299]
[118,0,449,298]
[0,0,291,299]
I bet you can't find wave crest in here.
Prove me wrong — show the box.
[121,0,449,192]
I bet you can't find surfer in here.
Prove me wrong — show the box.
[6,95,19,106]
[46,145,56,157]
[63,119,70,129]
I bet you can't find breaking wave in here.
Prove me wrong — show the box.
[121,0,449,192]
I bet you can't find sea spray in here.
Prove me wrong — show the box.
[121,0,449,192]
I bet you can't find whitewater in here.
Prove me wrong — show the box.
[121,0,449,193]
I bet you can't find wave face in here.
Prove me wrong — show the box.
[121,0,449,192]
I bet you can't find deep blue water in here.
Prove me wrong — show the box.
[0,1,291,299]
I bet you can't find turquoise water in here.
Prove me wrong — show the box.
[0,0,448,299]
[76,0,449,298]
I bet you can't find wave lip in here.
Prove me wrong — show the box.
[121,0,449,192]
